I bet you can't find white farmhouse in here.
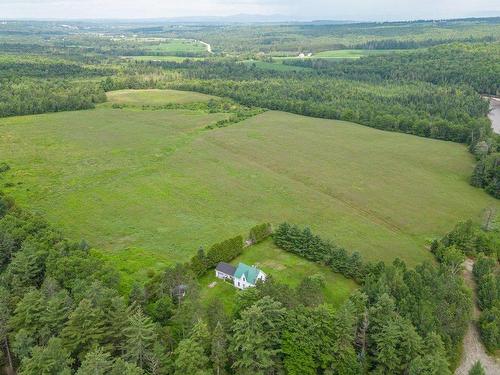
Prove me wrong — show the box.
[215,262,266,290]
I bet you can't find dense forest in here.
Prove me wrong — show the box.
[0,56,109,117]
[283,43,500,95]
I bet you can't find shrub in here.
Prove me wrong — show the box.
[478,303,500,353]
[206,235,243,268]
[0,162,9,174]
[248,223,272,244]
[189,235,244,276]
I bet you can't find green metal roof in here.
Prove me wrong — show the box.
[234,263,262,285]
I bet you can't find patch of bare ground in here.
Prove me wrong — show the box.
[455,259,500,375]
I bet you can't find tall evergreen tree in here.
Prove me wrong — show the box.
[174,337,210,375]
[408,332,451,375]
[211,322,228,375]
[0,287,14,373]
[76,347,113,375]
[329,302,361,375]
[373,315,422,374]
[61,298,107,361]
[19,337,73,375]
[282,305,335,375]
[190,319,210,351]
[231,296,285,374]
[109,358,145,375]
[123,309,157,369]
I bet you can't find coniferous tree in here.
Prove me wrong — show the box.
[39,290,72,344]
[174,337,210,375]
[76,347,113,375]
[61,298,107,361]
[109,358,145,375]
[282,305,335,375]
[373,315,423,374]
[231,297,285,374]
[296,274,325,307]
[329,302,361,375]
[12,329,35,361]
[19,337,73,375]
[477,274,498,310]
[123,309,157,369]
[104,296,130,355]
[468,361,486,375]
[190,319,211,353]
[0,287,13,373]
[408,332,451,375]
[211,322,228,375]
[205,298,229,332]
[9,289,45,340]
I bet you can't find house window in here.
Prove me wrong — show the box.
[237,282,240,287]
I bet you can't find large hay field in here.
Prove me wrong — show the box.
[1,90,498,269]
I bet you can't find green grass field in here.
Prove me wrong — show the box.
[145,39,207,55]
[199,239,358,311]
[123,56,205,62]
[1,90,499,274]
[106,89,216,105]
[311,49,401,59]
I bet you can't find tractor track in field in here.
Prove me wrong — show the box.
[205,136,405,236]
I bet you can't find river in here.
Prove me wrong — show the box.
[489,97,500,134]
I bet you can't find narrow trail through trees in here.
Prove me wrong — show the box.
[455,259,500,375]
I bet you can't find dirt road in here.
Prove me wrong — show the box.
[455,259,500,375]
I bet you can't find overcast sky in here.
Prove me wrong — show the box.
[1,0,500,21]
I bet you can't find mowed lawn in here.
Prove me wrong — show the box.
[199,239,358,311]
[1,92,499,269]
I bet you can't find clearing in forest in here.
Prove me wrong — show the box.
[1,90,498,270]
[199,239,358,311]
[106,89,216,106]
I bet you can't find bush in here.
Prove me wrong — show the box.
[189,235,244,276]
[0,162,9,174]
[478,303,500,353]
[206,235,243,268]
[248,223,272,244]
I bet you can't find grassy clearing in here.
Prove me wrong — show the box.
[1,90,499,272]
[312,49,402,59]
[106,89,216,106]
[93,247,171,294]
[199,239,358,311]
[145,39,207,55]
[122,56,205,62]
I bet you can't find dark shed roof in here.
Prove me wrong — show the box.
[216,262,236,276]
